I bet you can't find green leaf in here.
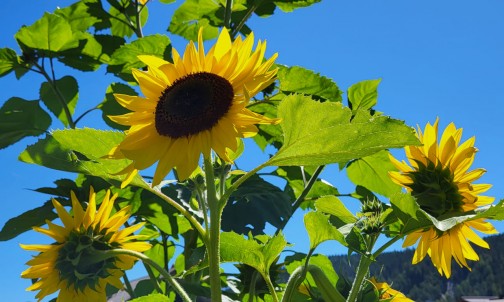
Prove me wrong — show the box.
[109,34,171,73]
[144,241,176,277]
[54,0,99,32]
[39,76,78,127]
[222,175,292,235]
[18,129,146,187]
[389,193,431,234]
[284,253,339,291]
[346,150,402,198]
[220,232,287,277]
[277,65,342,102]
[15,12,78,54]
[129,293,171,302]
[474,199,504,221]
[304,211,346,250]
[266,94,419,167]
[249,102,283,150]
[315,195,357,227]
[0,48,19,77]
[109,1,148,38]
[99,83,137,130]
[168,0,221,41]
[0,200,58,241]
[274,0,321,13]
[347,79,381,113]
[0,97,51,149]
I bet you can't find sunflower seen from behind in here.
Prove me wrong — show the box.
[21,188,150,302]
[108,28,280,186]
[389,118,497,278]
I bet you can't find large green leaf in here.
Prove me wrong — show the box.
[346,150,402,198]
[222,175,292,235]
[304,211,346,250]
[39,76,78,127]
[15,12,78,54]
[109,34,171,73]
[0,48,19,77]
[265,95,419,167]
[474,199,504,221]
[99,83,137,130]
[168,0,221,41]
[109,0,149,38]
[274,0,321,12]
[54,0,99,32]
[315,195,357,227]
[0,97,51,149]
[347,79,381,113]
[277,65,342,102]
[18,129,146,187]
[0,200,57,241]
[389,193,431,234]
[220,232,287,278]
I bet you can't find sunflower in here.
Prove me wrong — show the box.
[369,277,413,302]
[389,118,497,277]
[107,28,280,186]
[21,188,151,302]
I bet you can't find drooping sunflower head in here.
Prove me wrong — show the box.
[21,188,150,302]
[389,118,498,278]
[369,277,413,302]
[108,28,280,186]
[389,117,494,217]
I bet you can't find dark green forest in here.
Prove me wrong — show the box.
[330,234,504,302]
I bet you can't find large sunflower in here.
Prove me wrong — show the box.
[108,29,280,186]
[369,277,413,302]
[21,188,151,302]
[389,118,497,278]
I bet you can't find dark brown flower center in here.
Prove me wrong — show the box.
[155,72,234,138]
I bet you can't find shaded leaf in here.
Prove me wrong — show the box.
[15,12,78,54]
[0,200,57,241]
[0,97,51,149]
[39,76,78,127]
[0,48,19,77]
[222,175,291,235]
[277,65,342,102]
[109,1,148,38]
[249,101,283,150]
[266,94,419,167]
[346,150,402,198]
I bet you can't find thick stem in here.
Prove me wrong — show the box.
[134,0,144,38]
[281,265,306,302]
[107,249,192,302]
[346,255,373,302]
[224,0,233,29]
[373,234,403,258]
[263,274,279,302]
[204,156,223,302]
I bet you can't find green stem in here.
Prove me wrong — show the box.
[230,0,265,38]
[134,0,144,38]
[107,249,192,302]
[204,156,223,302]
[149,188,207,245]
[346,254,373,302]
[145,261,163,294]
[223,0,233,29]
[220,161,268,207]
[263,274,279,302]
[275,166,324,235]
[122,273,136,299]
[34,60,75,129]
[281,265,306,302]
[74,107,98,126]
[372,234,403,258]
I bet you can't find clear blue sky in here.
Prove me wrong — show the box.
[1,1,504,301]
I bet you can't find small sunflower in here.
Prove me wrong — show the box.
[389,118,497,277]
[108,28,280,186]
[369,277,413,302]
[21,188,151,302]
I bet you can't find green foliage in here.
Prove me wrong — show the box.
[0,200,57,241]
[39,76,79,127]
[0,48,22,78]
[99,83,137,130]
[347,79,381,114]
[266,94,419,167]
[129,293,172,302]
[305,211,346,250]
[0,97,51,149]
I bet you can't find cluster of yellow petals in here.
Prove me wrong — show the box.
[389,118,497,278]
[369,277,413,302]
[21,188,150,302]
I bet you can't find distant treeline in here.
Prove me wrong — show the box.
[329,234,504,302]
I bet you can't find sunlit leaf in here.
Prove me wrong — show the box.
[39,76,78,127]
[277,65,342,102]
[266,94,419,167]
[168,0,221,41]
[274,0,321,13]
[474,199,504,221]
[0,97,51,149]
[0,48,19,78]
[304,211,346,250]
[129,293,171,302]
[54,0,99,32]
[347,79,381,113]
[15,12,78,54]
[249,101,283,150]
[346,150,402,198]
[109,1,148,38]
[18,129,146,188]
[315,195,357,227]
[389,193,431,234]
